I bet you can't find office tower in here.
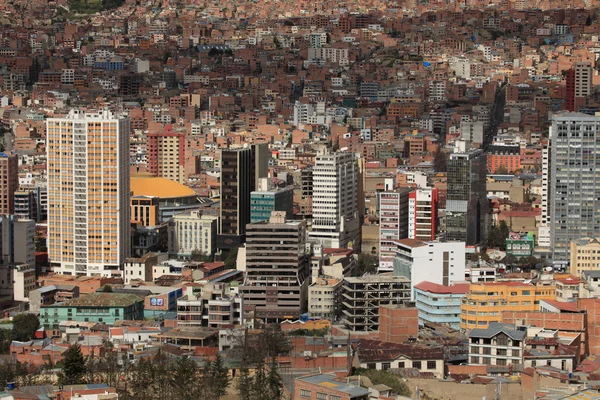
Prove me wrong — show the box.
[240,211,309,322]
[565,69,575,111]
[548,113,600,263]
[309,151,360,249]
[147,127,186,184]
[0,153,18,215]
[218,144,268,249]
[168,209,218,259]
[408,188,439,241]
[13,190,37,221]
[250,184,294,223]
[538,144,552,251]
[0,215,35,267]
[446,148,488,245]
[378,188,410,272]
[575,62,593,99]
[298,167,313,216]
[46,110,130,276]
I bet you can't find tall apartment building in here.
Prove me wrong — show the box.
[147,128,186,184]
[548,113,600,263]
[378,188,410,272]
[46,110,130,276]
[574,62,593,99]
[0,153,18,215]
[408,188,439,241]
[240,212,310,322]
[309,152,360,249]
[218,144,268,249]
[446,147,488,245]
[340,274,411,332]
[13,190,37,221]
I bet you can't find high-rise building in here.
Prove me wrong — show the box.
[0,153,18,215]
[240,211,310,322]
[378,188,410,272]
[565,68,575,112]
[309,151,360,249]
[46,109,130,276]
[548,113,600,263]
[446,148,488,245]
[13,190,37,221]
[0,215,35,267]
[250,181,294,223]
[218,144,268,249]
[147,127,186,184]
[574,62,592,99]
[168,209,218,259]
[408,188,439,241]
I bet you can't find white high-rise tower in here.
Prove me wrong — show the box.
[46,109,130,276]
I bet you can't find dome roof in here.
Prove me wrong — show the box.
[131,173,197,199]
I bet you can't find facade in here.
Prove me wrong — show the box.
[506,232,535,259]
[307,277,341,319]
[240,212,309,322]
[176,283,243,328]
[574,62,593,99]
[147,128,186,184]
[0,215,35,267]
[250,185,294,223]
[131,196,160,227]
[392,239,466,293]
[123,252,168,284]
[167,209,218,258]
[0,153,18,215]
[219,144,268,249]
[378,188,410,272]
[29,285,80,313]
[460,282,556,331]
[446,148,488,245]
[414,281,469,329]
[408,188,439,241]
[468,323,526,366]
[549,113,600,263]
[13,190,37,221]
[341,274,411,331]
[130,174,200,221]
[40,293,144,329]
[569,237,600,276]
[309,152,360,249]
[46,110,130,276]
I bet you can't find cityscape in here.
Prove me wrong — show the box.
[0,0,600,399]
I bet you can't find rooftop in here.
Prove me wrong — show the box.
[296,374,369,397]
[131,173,197,198]
[48,292,144,308]
[414,281,470,295]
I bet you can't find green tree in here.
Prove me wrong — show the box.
[11,314,40,342]
[128,358,154,400]
[487,220,510,250]
[59,344,87,385]
[355,253,378,276]
[354,369,411,397]
[224,247,239,269]
[169,356,203,400]
[100,284,113,292]
[237,362,253,400]
[207,353,229,399]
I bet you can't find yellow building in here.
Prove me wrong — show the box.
[460,282,556,331]
[570,238,600,276]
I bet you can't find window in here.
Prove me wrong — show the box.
[413,361,422,369]
[316,393,327,400]
[471,356,479,364]
[300,390,311,398]
[382,362,391,370]
[331,396,341,400]
[398,362,405,368]
[367,363,376,369]
[496,335,508,346]
[427,361,436,370]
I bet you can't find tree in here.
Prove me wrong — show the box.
[224,247,238,269]
[207,353,229,399]
[11,314,40,342]
[100,284,113,292]
[59,344,87,385]
[128,358,154,400]
[354,369,410,397]
[487,220,510,250]
[355,253,378,276]
[169,356,203,400]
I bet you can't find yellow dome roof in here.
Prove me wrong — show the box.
[131,173,197,199]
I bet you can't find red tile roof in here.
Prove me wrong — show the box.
[414,281,469,295]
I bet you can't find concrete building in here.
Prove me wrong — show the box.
[468,323,526,366]
[460,282,556,331]
[28,284,79,313]
[392,239,466,293]
[0,215,35,267]
[46,110,130,276]
[310,152,360,249]
[548,113,600,264]
[378,188,410,272]
[414,281,469,329]
[446,147,488,245]
[250,181,293,223]
[123,252,168,284]
[0,153,18,215]
[219,144,268,249]
[13,190,37,221]
[408,188,439,241]
[167,209,218,259]
[341,274,411,331]
[294,374,369,400]
[241,212,309,322]
[574,62,593,99]
[176,283,243,328]
[131,196,160,227]
[147,128,186,184]
[307,277,341,319]
[0,264,36,302]
[40,292,144,329]
[570,237,600,276]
